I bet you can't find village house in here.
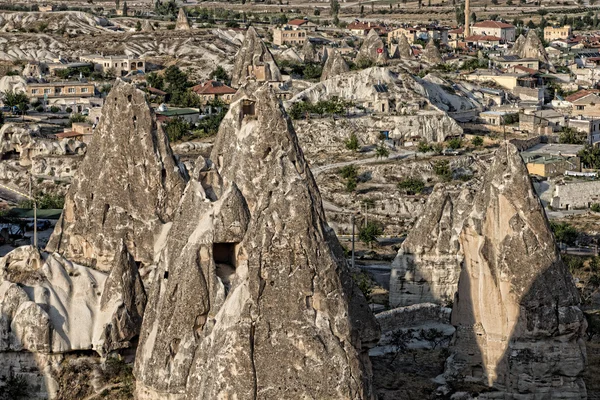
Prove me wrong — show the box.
[27,81,95,99]
[155,107,200,124]
[464,35,502,49]
[552,179,600,210]
[522,152,580,177]
[79,54,145,77]
[55,122,94,144]
[191,81,237,104]
[470,20,516,43]
[544,25,572,42]
[492,55,540,70]
[565,89,600,117]
[347,21,385,36]
[568,115,600,145]
[273,26,308,46]
[285,19,318,32]
[479,110,517,125]
[388,25,449,45]
[448,27,464,41]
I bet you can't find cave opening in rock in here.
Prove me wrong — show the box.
[213,243,237,295]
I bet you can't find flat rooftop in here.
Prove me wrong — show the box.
[525,143,584,156]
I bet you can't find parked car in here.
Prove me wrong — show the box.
[25,220,51,231]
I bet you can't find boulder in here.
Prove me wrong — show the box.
[46,80,186,272]
[445,143,586,397]
[231,26,282,88]
[421,38,442,64]
[320,48,349,81]
[134,85,380,399]
[175,8,191,31]
[356,29,388,65]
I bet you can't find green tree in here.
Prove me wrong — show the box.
[135,20,142,31]
[375,142,389,158]
[471,136,484,146]
[447,137,462,149]
[3,90,29,120]
[579,144,600,169]
[417,141,432,153]
[397,178,425,195]
[209,66,231,84]
[559,127,584,144]
[345,133,359,151]
[164,65,189,93]
[359,221,383,248]
[163,117,190,142]
[433,160,452,181]
[339,165,358,192]
[550,222,578,246]
[146,72,164,90]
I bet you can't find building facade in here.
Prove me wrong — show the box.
[544,25,571,42]
[27,82,95,99]
[273,27,307,46]
[79,54,145,77]
[470,20,516,42]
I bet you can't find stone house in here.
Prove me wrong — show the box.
[79,54,145,77]
[544,25,572,42]
[565,89,600,117]
[273,27,308,46]
[470,20,516,43]
[552,180,600,209]
[191,81,237,104]
[521,152,579,177]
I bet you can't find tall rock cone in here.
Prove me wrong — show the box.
[421,38,442,64]
[134,85,380,399]
[511,29,552,69]
[142,19,155,32]
[301,38,319,63]
[175,7,191,31]
[356,29,388,65]
[321,48,350,81]
[231,26,282,88]
[46,80,186,271]
[446,143,586,397]
[398,33,413,59]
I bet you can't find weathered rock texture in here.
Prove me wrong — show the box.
[445,143,586,397]
[175,8,191,31]
[398,33,413,59]
[134,85,379,399]
[231,26,282,88]
[356,29,388,65]
[301,38,319,63]
[421,38,442,64]
[46,80,186,271]
[0,244,146,398]
[511,30,552,69]
[320,48,349,81]
[142,19,155,32]
[389,183,476,307]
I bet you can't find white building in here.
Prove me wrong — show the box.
[79,54,145,77]
[470,20,516,43]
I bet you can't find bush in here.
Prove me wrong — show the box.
[397,178,425,195]
[592,203,600,212]
[359,221,383,247]
[471,136,484,146]
[35,105,44,112]
[345,133,359,151]
[447,138,462,149]
[69,114,87,124]
[0,373,29,400]
[50,106,60,113]
[65,107,73,113]
[164,117,190,142]
[550,222,578,246]
[339,165,358,192]
[433,160,452,181]
[375,142,390,158]
[417,141,432,153]
[19,193,65,209]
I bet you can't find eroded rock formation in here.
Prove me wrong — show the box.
[398,33,413,59]
[357,29,388,65]
[512,30,551,67]
[46,80,186,271]
[175,8,191,31]
[443,143,587,397]
[231,26,282,88]
[421,38,442,64]
[320,48,349,81]
[134,85,379,399]
[301,39,319,63]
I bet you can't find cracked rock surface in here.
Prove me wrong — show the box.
[134,84,380,400]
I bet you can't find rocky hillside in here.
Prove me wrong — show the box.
[0,11,111,34]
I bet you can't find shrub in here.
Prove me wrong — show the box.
[591,203,600,212]
[417,141,432,153]
[35,105,44,112]
[550,222,578,246]
[375,142,389,158]
[69,114,87,124]
[397,178,425,195]
[65,107,73,113]
[359,221,383,247]
[471,136,484,146]
[0,373,29,400]
[164,117,190,142]
[447,137,462,149]
[345,133,359,151]
[433,160,452,181]
[50,106,60,113]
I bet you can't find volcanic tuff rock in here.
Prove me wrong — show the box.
[320,48,350,81]
[46,80,186,272]
[231,26,282,88]
[421,38,442,64]
[357,29,388,65]
[511,30,551,67]
[398,33,413,59]
[142,19,155,32]
[445,143,586,397]
[301,38,319,63]
[175,8,191,31]
[134,85,379,399]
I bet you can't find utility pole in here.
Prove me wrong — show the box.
[351,214,355,270]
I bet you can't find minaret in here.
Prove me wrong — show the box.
[464,0,470,38]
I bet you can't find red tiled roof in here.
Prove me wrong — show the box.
[472,20,515,29]
[449,27,464,34]
[191,80,236,95]
[465,34,502,42]
[565,89,600,103]
[287,19,308,26]
[147,87,167,96]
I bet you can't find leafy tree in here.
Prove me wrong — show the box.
[345,133,359,151]
[559,127,584,144]
[375,142,389,158]
[69,114,88,124]
[302,63,322,80]
[135,20,142,31]
[447,138,462,149]
[209,66,231,84]
[417,141,432,153]
[389,329,415,364]
[359,221,383,247]
[397,178,425,195]
[471,136,484,146]
[164,65,189,93]
[163,117,190,142]
[591,203,600,212]
[314,8,320,16]
[3,90,29,120]
[339,165,358,192]
[433,160,452,181]
[353,273,372,301]
[550,222,578,246]
[146,72,164,90]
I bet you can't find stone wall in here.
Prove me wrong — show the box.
[552,179,600,209]
[376,303,451,333]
